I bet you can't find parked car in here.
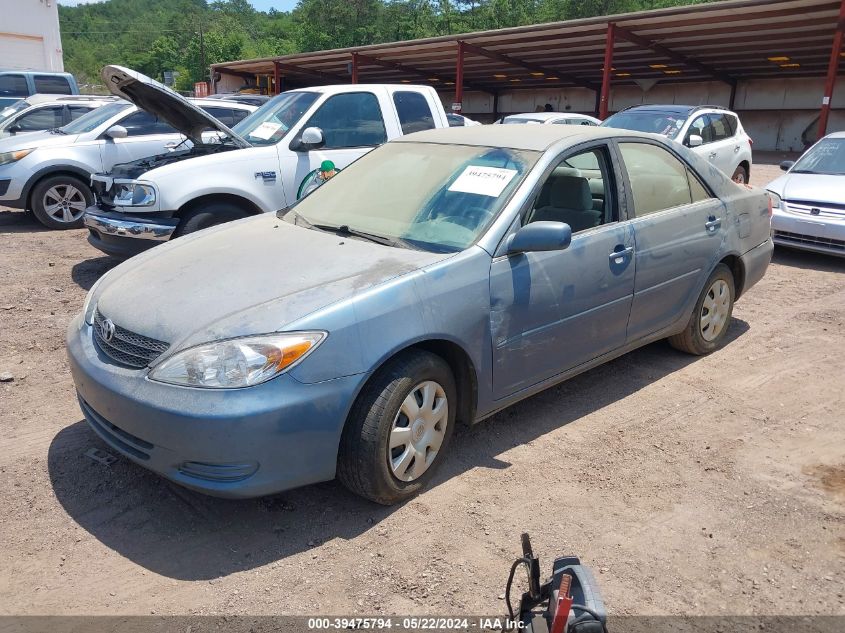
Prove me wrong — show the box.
[0,96,255,229]
[84,66,451,259]
[501,112,602,126]
[601,105,753,183]
[0,94,119,137]
[767,131,845,257]
[0,70,79,109]
[447,113,481,127]
[67,125,773,504]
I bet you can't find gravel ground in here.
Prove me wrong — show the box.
[0,159,843,618]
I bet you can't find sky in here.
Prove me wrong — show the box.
[58,0,300,12]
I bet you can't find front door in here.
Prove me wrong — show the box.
[616,140,726,341]
[490,143,636,399]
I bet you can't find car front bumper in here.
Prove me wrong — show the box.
[771,206,845,258]
[66,314,365,498]
[84,208,177,258]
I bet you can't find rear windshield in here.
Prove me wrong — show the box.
[602,111,687,139]
[0,99,30,125]
[61,102,131,134]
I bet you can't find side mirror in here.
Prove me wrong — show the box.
[8,124,21,134]
[294,126,324,151]
[105,125,128,140]
[507,221,572,255]
[779,160,795,172]
[686,134,703,148]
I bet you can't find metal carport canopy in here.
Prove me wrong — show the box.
[211,0,844,134]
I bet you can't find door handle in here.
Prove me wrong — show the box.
[164,142,178,149]
[734,146,740,152]
[705,216,721,232]
[709,152,718,159]
[609,246,634,264]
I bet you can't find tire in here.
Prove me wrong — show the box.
[731,165,748,184]
[173,202,249,237]
[30,174,92,229]
[337,350,456,505]
[669,263,735,355]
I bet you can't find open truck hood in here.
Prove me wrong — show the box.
[100,65,251,149]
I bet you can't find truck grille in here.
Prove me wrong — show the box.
[93,309,170,368]
[773,230,845,252]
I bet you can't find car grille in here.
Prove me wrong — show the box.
[773,230,845,252]
[93,309,170,368]
[783,200,845,219]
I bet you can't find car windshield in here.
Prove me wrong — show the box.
[0,100,29,125]
[791,138,845,175]
[232,91,319,146]
[602,111,687,139]
[61,102,131,134]
[284,141,539,253]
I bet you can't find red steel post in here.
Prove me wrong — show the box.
[599,22,616,120]
[818,0,845,138]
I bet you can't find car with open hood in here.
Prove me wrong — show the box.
[82,69,450,258]
[767,131,845,258]
[0,68,254,230]
[67,124,773,504]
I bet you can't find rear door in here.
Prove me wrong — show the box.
[707,112,738,176]
[617,140,725,341]
[489,142,636,398]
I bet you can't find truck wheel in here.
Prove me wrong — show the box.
[731,165,748,184]
[668,264,735,355]
[337,351,456,505]
[174,202,249,237]
[31,175,92,229]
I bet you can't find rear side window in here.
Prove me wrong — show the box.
[619,142,694,216]
[202,106,234,127]
[393,91,436,134]
[33,75,72,94]
[304,92,387,149]
[67,105,94,121]
[15,105,64,130]
[118,110,177,136]
[709,114,732,141]
[0,74,28,98]
[723,113,738,136]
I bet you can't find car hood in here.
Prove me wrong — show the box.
[767,172,845,205]
[101,65,251,149]
[94,214,451,354]
[0,129,77,151]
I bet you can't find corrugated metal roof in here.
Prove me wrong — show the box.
[212,0,843,92]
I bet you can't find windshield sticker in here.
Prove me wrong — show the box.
[448,165,518,197]
[0,107,16,118]
[249,121,282,140]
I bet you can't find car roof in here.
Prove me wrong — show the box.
[617,104,737,116]
[23,94,118,106]
[397,124,654,151]
[824,131,845,139]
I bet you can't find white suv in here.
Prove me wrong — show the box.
[0,98,254,229]
[601,105,753,183]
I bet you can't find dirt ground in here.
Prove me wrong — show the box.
[0,159,843,618]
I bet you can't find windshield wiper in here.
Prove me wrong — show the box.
[48,128,67,135]
[283,210,412,249]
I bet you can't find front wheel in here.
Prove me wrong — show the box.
[668,263,735,355]
[337,351,456,505]
[174,202,249,237]
[30,175,92,229]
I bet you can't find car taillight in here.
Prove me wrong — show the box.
[749,137,754,147]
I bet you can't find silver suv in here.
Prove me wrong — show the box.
[601,105,753,183]
[0,98,254,229]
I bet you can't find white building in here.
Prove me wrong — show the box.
[0,0,64,72]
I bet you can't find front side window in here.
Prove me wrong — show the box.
[15,105,64,130]
[685,115,711,144]
[233,91,319,146]
[303,92,387,149]
[0,74,28,98]
[118,110,176,136]
[33,75,72,94]
[525,146,616,233]
[287,142,539,252]
[393,91,435,134]
[619,142,694,216]
[61,102,131,134]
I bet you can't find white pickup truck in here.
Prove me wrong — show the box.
[84,66,451,258]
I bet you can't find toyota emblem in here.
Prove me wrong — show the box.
[99,318,116,343]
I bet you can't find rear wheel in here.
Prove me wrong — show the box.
[731,165,748,184]
[174,202,249,237]
[31,175,92,229]
[668,264,735,355]
[337,351,456,505]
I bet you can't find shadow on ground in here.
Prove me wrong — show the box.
[772,247,845,273]
[71,256,121,291]
[48,319,749,581]
[0,209,51,233]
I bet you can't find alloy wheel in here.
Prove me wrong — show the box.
[42,184,87,224]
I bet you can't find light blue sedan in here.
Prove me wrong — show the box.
[67,125,773,504]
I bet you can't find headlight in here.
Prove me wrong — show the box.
[766,190,783,211]
[148,332,326,389]
[0,148,34,166]
[113,182,156,206]
[82,273,107,325]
